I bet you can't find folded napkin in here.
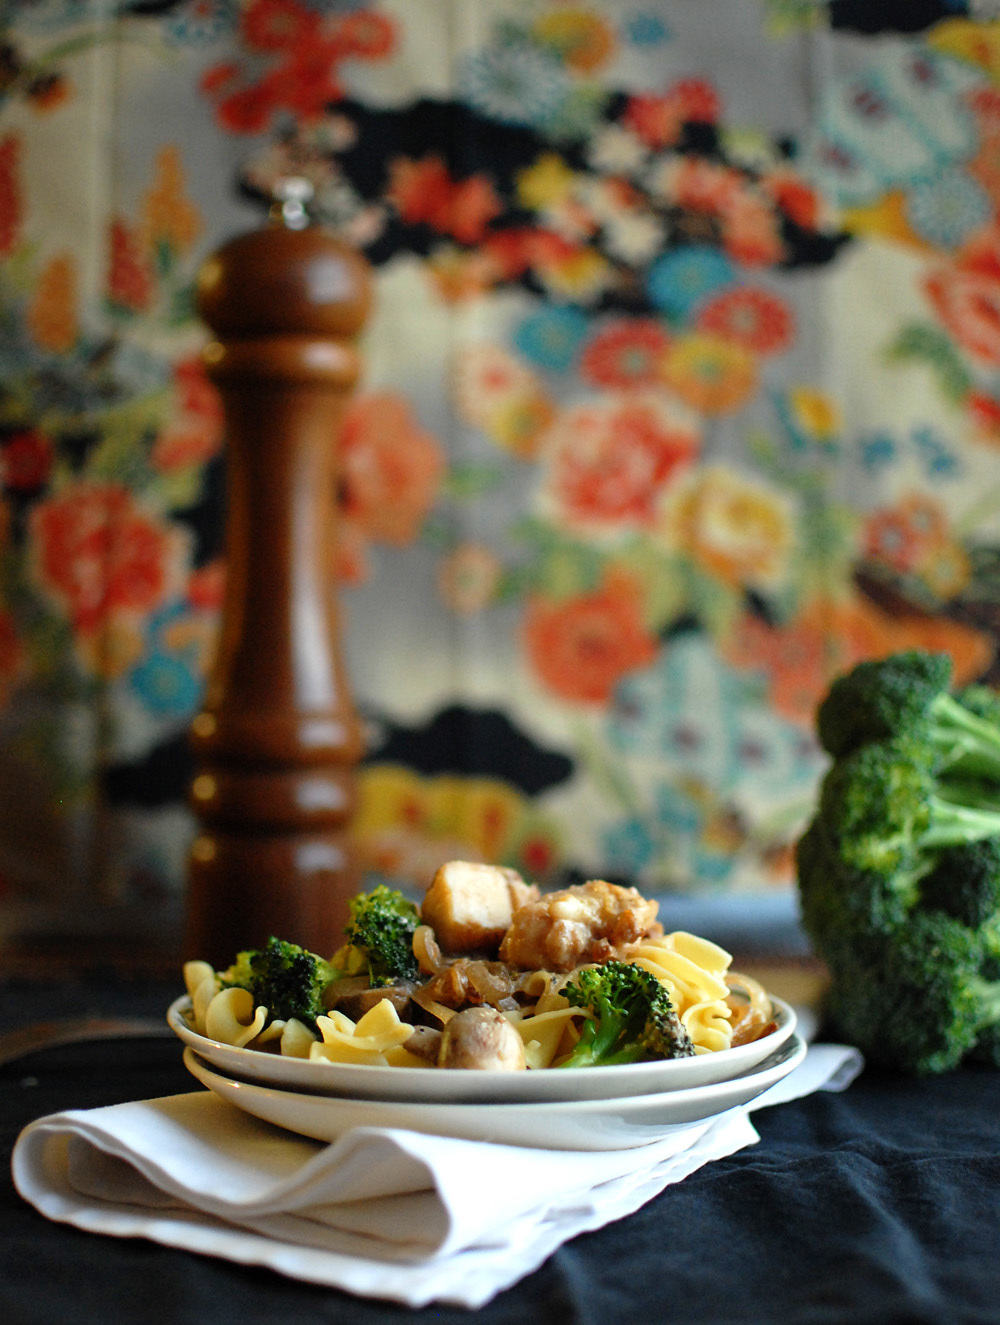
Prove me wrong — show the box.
[12,1043,861,1309]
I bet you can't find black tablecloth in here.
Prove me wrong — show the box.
[1,978,998,1325]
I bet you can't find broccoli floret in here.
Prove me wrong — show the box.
[818,736,1000,876]
[919,837,1000,929]
[797,650,1000,1074]
[221,936,336,1028]
[816,649,1000,779]
[822,910,1000,1075]
[336,885,421,987]
[558,960,694,1067]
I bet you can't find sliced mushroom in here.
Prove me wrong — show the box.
[437,1005,527,1071]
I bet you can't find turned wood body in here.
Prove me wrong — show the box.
[183,210,371,966]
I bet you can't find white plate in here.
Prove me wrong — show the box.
[183,1035,806,1150]
[168,994,796,1103]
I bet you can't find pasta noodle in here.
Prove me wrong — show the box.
[630,932,735,1054]
[179,876,778,1069]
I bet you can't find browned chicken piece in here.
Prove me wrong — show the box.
[498,879,659,972]
[421,860,539,954]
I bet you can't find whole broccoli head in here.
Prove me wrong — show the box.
[221,936,336,1028]
[798,650,1000,1073]
[338,885,421,987]
[816,649,1000,779]
[558,959,694,1067]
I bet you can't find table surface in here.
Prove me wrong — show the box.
[1,976,998,1325]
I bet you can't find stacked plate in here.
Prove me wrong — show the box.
[167,995,806,1151]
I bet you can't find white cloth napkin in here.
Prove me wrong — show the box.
[12,1043,861,1309]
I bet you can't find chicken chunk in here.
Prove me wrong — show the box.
[498,879,659,972]
[421,860,539,954]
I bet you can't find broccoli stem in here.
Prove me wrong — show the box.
[972,974,1000,1035]
[924,796,1000,849]
[931,693,1000,779]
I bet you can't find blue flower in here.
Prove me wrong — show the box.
[513,305,589,372]
[130,652,201,718]
[646,246,735,321]
[603,817,657,874]
[906,168,991,249]
[459,39,571,130]
[625,12,671,46]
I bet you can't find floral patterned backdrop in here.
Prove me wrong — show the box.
[4,0,1000,959]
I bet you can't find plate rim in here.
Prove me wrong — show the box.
[168,990,796,1104]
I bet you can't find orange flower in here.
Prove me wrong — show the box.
[339,392,445,545]
[523,568,659,705]
[142,146,201,257]
[437,543,503,614]
[0,135,21,257]
[532,10,616,73]
[28,254,77,353]
[241,0,316,51]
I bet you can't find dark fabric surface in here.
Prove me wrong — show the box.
[1,981,998,1325]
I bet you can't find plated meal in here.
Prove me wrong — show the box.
[174,862,789,1107]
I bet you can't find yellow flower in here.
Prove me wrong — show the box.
[426,775,523,861]
[658,463,796,592]
[532,9,616,73]
[927,18,1000,77]
[437,542,503,614]
[28,254,77,353]
[537,246,614,303]
[660,333,757,415]
[355,765,430,837]
[142,146,202,257]
[516,153,577,211]
[788,385,842,440]
[917,539,972,602]
[483,391,556,459]
[75,612,145,680]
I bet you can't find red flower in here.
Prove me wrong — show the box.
[30,483,186,635]
[0,135,22,257]
[0,609,23,706]
[387,156,500,244]
[334,10,395,58]
[539,393,698,532]
[695,287,794,355]
[580,319,671,388]
[217,82,281,134]
[623,93,685,149]
[2,429,53,492]
[241,0,316,52]
[188,559,225,612]
[265,34,346,118]
[523,569,659,705]
[926,228,1000,366]
[107,218,152,313]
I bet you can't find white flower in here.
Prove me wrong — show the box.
[586,123,649,176]
[603,210,667,264]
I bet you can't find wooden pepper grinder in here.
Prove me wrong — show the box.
[183,180,371,966]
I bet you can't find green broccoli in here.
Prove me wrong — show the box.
[797,650,1000,1073]
[335,885,421,987]
[816,649,1000,779]
[557,960,694,1067]
[221,936,336,1028]
[919,837,1000,930]
[817,736,1000,877]
[822,910,1000,1075]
